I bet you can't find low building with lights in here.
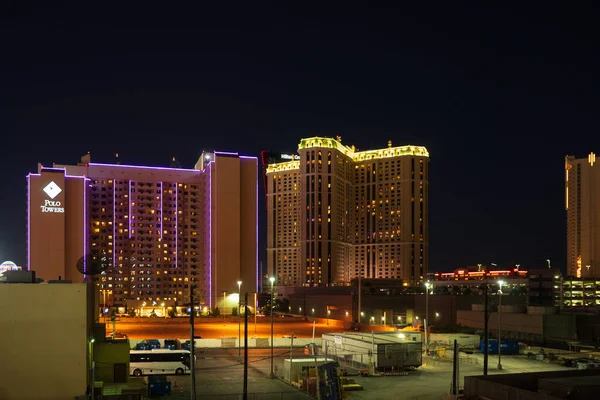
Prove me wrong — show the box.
[26,151,258,315]
[265,136,429,287]
[0,261,22,275]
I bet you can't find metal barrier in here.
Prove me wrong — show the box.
[194,392,312,399]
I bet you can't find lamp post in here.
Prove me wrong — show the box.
[237,280,242,361]
[269,276,275,378]
[497,280,505,370]
[254,292,257,336]
[223,291,227,322]
[425,281,431,352]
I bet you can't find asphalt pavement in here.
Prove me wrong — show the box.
[116,316,353,339]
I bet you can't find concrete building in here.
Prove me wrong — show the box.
[27,151,258,314]
[566,153,600,278]
[0,282,90,399]
[266,136,429,287]
[457,306,577,344]
[465,369,600,400]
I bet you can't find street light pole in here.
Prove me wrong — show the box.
[269,277,275,378]
[237,280,242,362]
[223,291,227,322]
[425,282,431,352]
[497,280,505,370]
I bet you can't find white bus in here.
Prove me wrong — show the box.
[130,349,192,376]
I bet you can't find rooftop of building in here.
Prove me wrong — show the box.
[266,136,429,173]
[465,368,600,399]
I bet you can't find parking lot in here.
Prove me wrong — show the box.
[148,348,573,399]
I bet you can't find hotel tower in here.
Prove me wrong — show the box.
[566,153,600,278]
[266,136,429,287]
[27,151,258,315]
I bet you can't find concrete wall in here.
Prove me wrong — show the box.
[458,310,544,342]
[129,338,322,349]
[457,310,579,343]
[0,283,88,399]
[212,154,258,313]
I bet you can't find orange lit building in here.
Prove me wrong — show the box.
[27,152,258,314]
[433,266,528,281]
[266,136,429,287]
[566,153,600,278]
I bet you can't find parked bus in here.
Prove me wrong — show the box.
[130,349,192,376]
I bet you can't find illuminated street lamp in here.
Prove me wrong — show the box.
[237,280,242,361]
[497,280,505,370]
[269,276,275,378]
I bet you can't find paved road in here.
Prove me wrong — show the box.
[116,316,355,339]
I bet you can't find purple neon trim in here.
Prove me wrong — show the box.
[239,156,258,160]
[208,163,212,308]
[128,180,132,238]
[27,175,31,270]
[113,180,116,269]
[160,181,163,240]
[65,174,87,179]
[89,162,200,172]
[28,173,41,177]
[84,178,90,275]
[255,158,259,293]
[214,151,239,156]
[175,182,178,270]
[42,167,67,172]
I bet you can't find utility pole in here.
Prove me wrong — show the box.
[358,271,362,325]
[190,284,197,400]
[238,280,242,362]
[243,292,249,400]
[483,282,489,376]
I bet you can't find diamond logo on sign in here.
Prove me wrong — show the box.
[43,181,62,199]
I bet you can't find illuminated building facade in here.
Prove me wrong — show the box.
[566,153,600,278]
[266,136,429,287]
[27,152,258,313]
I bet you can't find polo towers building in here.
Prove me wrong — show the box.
[27,152,258,315]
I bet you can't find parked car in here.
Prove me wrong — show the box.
[562,357,594,368]
[133,341,151,350]
[164,339,181,350]
[181,338,201,351]
[576,359,600,370]
[134,339,161,350]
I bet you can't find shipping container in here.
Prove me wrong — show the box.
[480,339,519,354]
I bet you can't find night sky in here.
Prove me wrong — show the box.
[1,4,599,273]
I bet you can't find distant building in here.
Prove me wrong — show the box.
[266,136,429,287]
[26,151,258,314]
[0,260,21,275]
[566,153,600,278]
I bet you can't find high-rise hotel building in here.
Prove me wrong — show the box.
[566,153,600,278]
[266,136,429,287]
[27,152,258,315]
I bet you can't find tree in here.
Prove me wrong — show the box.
[231,306,238,317]
[212,306,220,317]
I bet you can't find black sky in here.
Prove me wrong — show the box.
[1,4,599,273]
